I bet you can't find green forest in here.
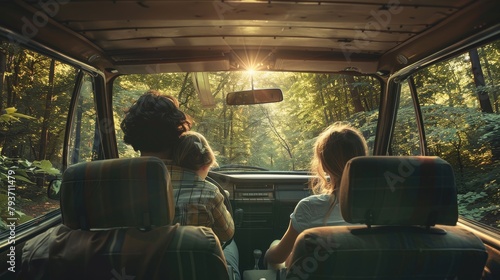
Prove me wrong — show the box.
[1,39,499,231]
[112,71,381,171]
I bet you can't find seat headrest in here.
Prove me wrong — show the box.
[339,156,458,227]
[61,157,174,230]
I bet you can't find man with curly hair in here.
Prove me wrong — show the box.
[120,90,192,159]
[121,90,239,280]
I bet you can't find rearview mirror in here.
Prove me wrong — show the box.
[226,88,283,105]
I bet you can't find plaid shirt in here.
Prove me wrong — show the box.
[165,162,234,242]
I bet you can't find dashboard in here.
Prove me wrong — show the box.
[208,171,313,270]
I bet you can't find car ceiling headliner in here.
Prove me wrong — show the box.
[1,0,499,77]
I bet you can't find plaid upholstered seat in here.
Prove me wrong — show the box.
[61,156,175,229]
[285,156,487,279]
[20,157,230,280]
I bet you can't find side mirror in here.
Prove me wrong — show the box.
[47,179,61,200]
[226,88,283,105]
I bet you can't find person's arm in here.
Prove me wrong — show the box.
[211,191,235,242]
[264,220,300,266]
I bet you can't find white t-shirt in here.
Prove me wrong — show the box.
[290,194,347,233]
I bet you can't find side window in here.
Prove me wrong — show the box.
[111,79,141,159]
[413,40,500,229]
[0,42,76,231]
[67,73,103,164]
[391,81,421,155]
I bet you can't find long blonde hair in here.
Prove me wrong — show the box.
[309,123,368,221]
[310,123,368,194]
[173,131,217,171]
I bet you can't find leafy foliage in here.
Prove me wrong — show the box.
[458,191,500,227]
[0,107,36,123]
[0,110,61,230]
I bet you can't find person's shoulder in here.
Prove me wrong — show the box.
[165,164,185,173]
[164,164,184,178]
[297,194,330,205]
[294,194,321,212]
[294,194,331,214]
[292,195,328,232]
[201,180,220,192]
[178,176,220,193]
[166,165,197,181]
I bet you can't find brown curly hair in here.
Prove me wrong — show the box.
[120,90,192,156]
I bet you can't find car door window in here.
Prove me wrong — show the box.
[67,72,103,165]
[391,81,422,156]
[0,42,76,232]
[409,40,500,229]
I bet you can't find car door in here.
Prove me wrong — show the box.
[389,38,500,279]
[0,37,104,279]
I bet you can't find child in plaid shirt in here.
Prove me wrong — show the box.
[172,131,240,280]
[171,131,234,242]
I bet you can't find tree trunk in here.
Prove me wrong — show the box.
[453,132,464,189]
[342,80,350,119]
[222,89,228,158]
[6,52,24,107]
[345,75,365,113]
[39,59,55,161]
[469,49,494,113]
[229,108,234,161]
[0,50,6,112]
[71,96,84,164]
[91,117,102,160]
[36,59,55,187]
[262,107,294,170]
[446,63,459,107]
[317,80,330,124]
[480,48,499,113]
[176,73,191,107]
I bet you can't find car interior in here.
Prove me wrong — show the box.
[1,0,500,279]
[285,156,487,279]
[20,156,232,280]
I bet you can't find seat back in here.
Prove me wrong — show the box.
[286,156,487,279]
[20,157,229,280]
[339,156,458,227]
[60,156,175,229]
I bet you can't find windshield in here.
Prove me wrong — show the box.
[113,72,380,171]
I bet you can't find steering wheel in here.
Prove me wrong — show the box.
[206,175,234,249]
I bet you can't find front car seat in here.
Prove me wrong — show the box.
[285,156,488,279]
[19,157,230,280]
